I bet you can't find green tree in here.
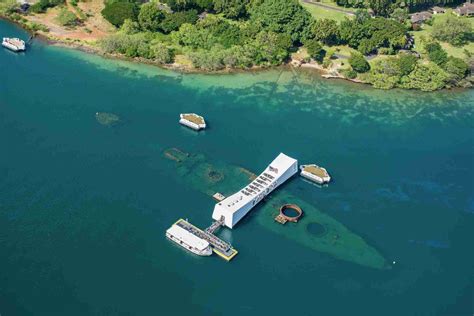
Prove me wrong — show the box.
[390,8,408,23]
[138,2,165,32]
[57,8,79,27]
[367,0,392,17]
[354,9,371,23]
[195,0,213,10]
[425,41,447,66]
[349,52,370,72]
[305,38,325,62]
[248,0,313,43]
[312,19,339,45]
[213,0,249,19]
[357,38,378,55]
[160,10,198,33]
[432,15,472,46]
[102,1,139,27]
[397,53,417,76]
[253,31,292,64]
[120,18,140,34]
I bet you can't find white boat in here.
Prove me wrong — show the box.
[2,37,26,52]
[166,223,213,256]
[212,153,298,228]
[179,113,206,131]
[300,164,331,184]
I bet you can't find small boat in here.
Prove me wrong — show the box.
[300,164,331,184]
[179,113,206,131]
[2,37,26,52]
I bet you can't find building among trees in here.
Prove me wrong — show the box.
[453,3,474,16]
[410,11,433,24]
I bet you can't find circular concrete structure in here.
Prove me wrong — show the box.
[279,204,303,222]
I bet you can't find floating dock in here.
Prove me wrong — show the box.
[300,164,331,184]
[179,113,206,131]
[212,192,226,202]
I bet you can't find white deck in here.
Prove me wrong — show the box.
[166,224,210,251]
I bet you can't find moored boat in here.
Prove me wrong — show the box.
[300,164,331,184]
[2,38,26,52]
[166,222,213,256]
[179,113,206,131]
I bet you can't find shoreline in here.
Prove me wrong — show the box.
[0,15,354,78]
[2,16,471,91]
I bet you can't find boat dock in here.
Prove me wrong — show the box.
[175,219,238,261]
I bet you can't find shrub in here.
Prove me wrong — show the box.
[443,56,469,82]
[345,69,357,79]
[57,8,79,27]
[349,52,370,73]
[400,62,448,91]
[425,41,447,66]
[150,42,174,63]
[189,46,226,70]
[29,0,64,13]
[102,1,139,27]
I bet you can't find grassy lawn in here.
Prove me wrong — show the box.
[411,10,474,59]
[300,1,351,23]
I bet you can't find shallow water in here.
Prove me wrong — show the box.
[1,20,473,315]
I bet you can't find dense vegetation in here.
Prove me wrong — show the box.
[95,0,472,90]
[99,0,411,66]
[335,0,464,14]
[100,0,313,68]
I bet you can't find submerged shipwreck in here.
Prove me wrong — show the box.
[95,112,120,126]
[163,148,388,269]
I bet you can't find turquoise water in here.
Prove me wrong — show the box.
[1,19,473,315]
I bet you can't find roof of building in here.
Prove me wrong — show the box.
[167,224,209,250]
[215,153,297,215]
[432,6,446,12]
[410,11,433,23]
[454,3,474,14]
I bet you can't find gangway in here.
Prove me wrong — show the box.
[176,219,238,261]
[206,216,225,234]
